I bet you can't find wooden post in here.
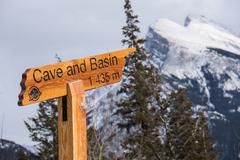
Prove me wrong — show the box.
[58,80,87,160]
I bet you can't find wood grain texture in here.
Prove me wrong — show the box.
[18,48,135,106]
[58,80,87,160]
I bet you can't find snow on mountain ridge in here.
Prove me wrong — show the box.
[148,16,240,93]
[151,15,240,55]
[184,15,231,33]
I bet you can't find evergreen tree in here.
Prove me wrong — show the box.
[192,112,219,160]
[164,89,196,160]
[116,1,219,159]
[24,99,58,160]
[117,0,165,159]
[163,89,219,160]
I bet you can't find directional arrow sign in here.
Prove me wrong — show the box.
[18,48,135,106]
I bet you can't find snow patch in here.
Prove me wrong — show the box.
[229,109,236,113]
[223,71,240,91]
[208,111,227,121]
[237,106,240,113]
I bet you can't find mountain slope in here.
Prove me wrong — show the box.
[0,139,36,160]
[145,15,240,160]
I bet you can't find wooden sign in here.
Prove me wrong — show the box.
[18,48,135,160]
[18,48,135,106]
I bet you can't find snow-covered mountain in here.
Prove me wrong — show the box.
[87,15,240,159]
[145,15,240,160]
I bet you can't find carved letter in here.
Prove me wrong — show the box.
[33,69,42,83]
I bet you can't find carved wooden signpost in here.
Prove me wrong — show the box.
[18,48,135,160]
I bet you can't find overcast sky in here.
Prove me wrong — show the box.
[0,0,239,146]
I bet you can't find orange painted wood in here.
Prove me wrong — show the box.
[18,48,135,106]
[58,80,87,160]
